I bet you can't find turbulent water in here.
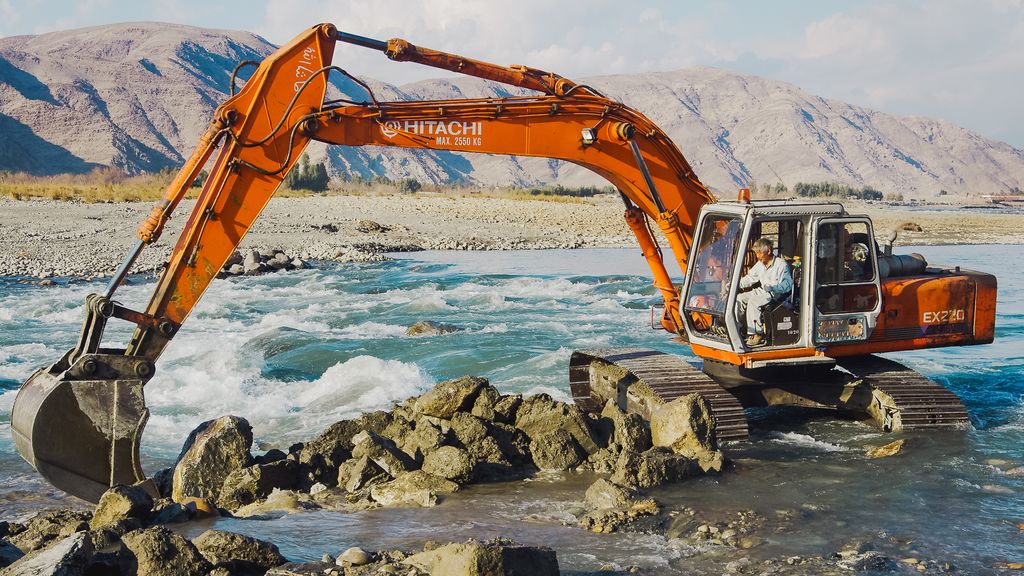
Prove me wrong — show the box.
[1,246,1022,573]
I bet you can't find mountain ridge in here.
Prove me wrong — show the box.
[2,21,1022,199]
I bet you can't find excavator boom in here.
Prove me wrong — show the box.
[11,24,715,501]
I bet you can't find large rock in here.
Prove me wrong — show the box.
[119,527,211,576]
[514,394,600,454]
[470,385,502,421]
[649,394,717,456]
[600,401,652,453]
[399,417,448,463]
[414,377,488,419]
[405,320,463,337]
[219,460,300,511]
[8,510,90,554]
[402,539,559,576]
[0,532,92,576]
[529,429,586,471]
[369,471,460,507]
[584,478,635,511]
[192,530,287,575]
[610,447,701,489]
[578,478,660,534]
[421,445,475,484]
[340,456,389,493]
[90,484,154,530]
[450,413,489,447]
[172,416,254,505]
[351,431,415,478]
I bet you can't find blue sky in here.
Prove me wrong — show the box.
[3,0,1022,148]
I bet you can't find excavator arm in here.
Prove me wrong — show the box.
[12,24,715,502]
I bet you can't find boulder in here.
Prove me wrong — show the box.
[219,460,300,511]
[450,413,489,447]
[529,429,586,471]
[649,394,717,456]
[584,478,635,511]
[421,446,475,484]
[351,431,415,477]
[8,510,90,554]
[514,394,600,454]
[90,484,154,530]
[172,415,254,505]
[414,377,488,419]
[337,546,371,566]
[192,530,287,575]
[266,562,335,575]
[600,401,652,453]
[369,471,460,507]
[88,517,143,552]
[610,447,701,489]
[150,499,191,525]
[0,531,92,576]
[341,456,389,493]
[405,320,462,337]
[470,385,502,420]
[119,527,211,576]
[402,539,559,576]
[399,418,447,463]
[492,394,522,424]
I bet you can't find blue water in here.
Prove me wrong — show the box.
[1,245,1022,572]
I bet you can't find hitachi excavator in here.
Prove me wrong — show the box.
[12,24,997,503]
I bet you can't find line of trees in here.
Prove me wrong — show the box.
[283,154,329,192]
[753,181,885,201]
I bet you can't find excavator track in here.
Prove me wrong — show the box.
[570,348,749,444]
[837,355,971,431]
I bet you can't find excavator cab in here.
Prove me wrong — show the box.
[682,201,884,359]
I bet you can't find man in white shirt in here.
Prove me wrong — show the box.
[736,238,793,347]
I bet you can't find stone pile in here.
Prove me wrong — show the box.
[160,377,724,519]
[219,248,306,277]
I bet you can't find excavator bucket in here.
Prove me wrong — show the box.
[11,353,150,503]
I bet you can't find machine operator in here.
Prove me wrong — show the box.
[736,238,793,347]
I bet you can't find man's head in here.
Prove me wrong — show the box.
[753,238,774,265]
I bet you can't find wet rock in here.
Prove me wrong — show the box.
[610,447,700,489]
[351,431,415,478]
[470,385,502,420]
[405,320,463,337]
[150,497,191,525]
[836,551,898,572]
[225,250,244,268]
[649,394,724,473]
[1,531,92,576]
[492,394,522,424]
[88,517,142,552]
[192,530,287,575]
[515,394,600,455]
[369,471,460,507]
[866,439,905,458]
[172,415,254,505]
[90,484,154,530]
[233,489,317,517]
[337,546,371,566]
[152,467,174,498]
[578,478,660,533]
[9,510,91,554]
[119,526,211,576]
[399,418,448,464]
[341,456,389,493]
[179,497,219,519]
[402,539,558,576]
[529,428,586,471]
[600,400,651,453]
[421,445,476,484]
[414,376,488,419]
[266,561,335,575]
[451,413,489,447]
[219,460,300,511]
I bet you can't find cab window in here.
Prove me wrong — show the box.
[815,221,878,313]
[685,215,742,341]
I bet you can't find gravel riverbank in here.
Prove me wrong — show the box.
[1,194,1021,278]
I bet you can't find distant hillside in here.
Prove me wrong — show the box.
[2,22,1023,199]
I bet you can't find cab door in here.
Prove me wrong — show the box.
[811,218,882,345]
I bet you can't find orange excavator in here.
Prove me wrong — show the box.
[12,24,997,502]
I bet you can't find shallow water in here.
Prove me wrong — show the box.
[1,245,1022,572]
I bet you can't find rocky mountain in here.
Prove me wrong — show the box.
[2,22,1023,198]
